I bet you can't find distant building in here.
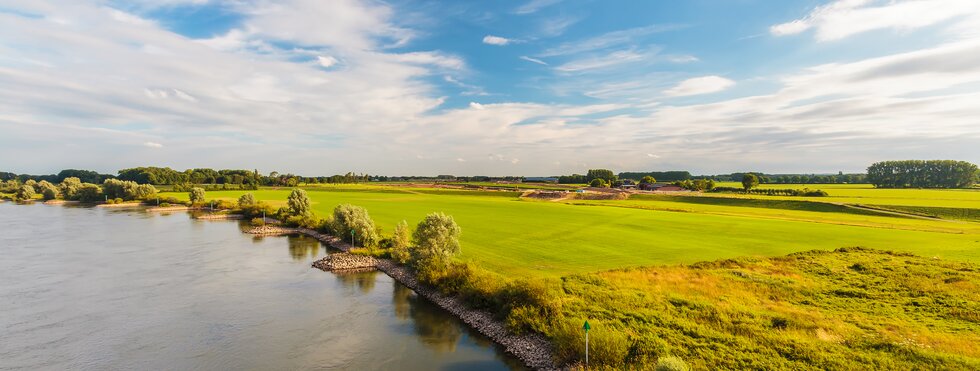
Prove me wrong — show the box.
[619,179,637,189]
[639,183,685,192]
[524,177,559,183]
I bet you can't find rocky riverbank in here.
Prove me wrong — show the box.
[246,221,558,370]
[376,259,558,370]
[311,253,377,271]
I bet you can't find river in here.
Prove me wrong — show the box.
[0,202,523,370]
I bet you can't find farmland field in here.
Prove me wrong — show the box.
[163,184,980,277]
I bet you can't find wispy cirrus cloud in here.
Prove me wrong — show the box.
[770,0,980,41]
[515,0,562,15]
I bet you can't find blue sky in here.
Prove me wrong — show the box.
[1,0,979,176]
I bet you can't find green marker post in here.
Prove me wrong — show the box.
[351,229,355,246]
[583,320,591,367]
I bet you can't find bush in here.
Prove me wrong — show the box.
[238,193,256,207]
[15,185,35,201]
[189,187,206,204]
[331,204,380,248]
[390,220,412,264]
[411,212,461,269]
[655,356,690,371]
[287,189,311,216]
[589,178,607,188]
[250,217,265,226]
[553,319,629,367]
[159,202,171,207]
[58,177,82,200]
[76,183,103,202]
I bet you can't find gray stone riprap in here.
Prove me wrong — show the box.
[376,260,558,370]
[311,253,377,271]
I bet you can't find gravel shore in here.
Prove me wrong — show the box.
[311,253,377,271]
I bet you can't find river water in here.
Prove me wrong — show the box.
[0,202,522,370]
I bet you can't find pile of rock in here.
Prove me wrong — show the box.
[376,260,558,370]
[246,225,297,236]
[312,253,377,271]
[194,213,244,220]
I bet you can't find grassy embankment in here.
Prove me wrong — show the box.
[162,183,980,368]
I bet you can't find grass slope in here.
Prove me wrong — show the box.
[553,248,980,369]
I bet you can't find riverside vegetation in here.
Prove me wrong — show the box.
[3,162,979,369]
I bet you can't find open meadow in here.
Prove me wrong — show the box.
[162,184,980,277]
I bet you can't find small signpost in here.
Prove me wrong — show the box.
[583,320,591,367]
[351,229,356,246]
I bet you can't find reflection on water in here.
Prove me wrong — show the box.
[287,235,323,261]
[0,203,521,371]
[395,282,463,353]
[334,270,379,294]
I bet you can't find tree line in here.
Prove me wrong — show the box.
[867,160,979,188]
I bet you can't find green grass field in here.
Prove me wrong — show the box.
[713,182,980,209]
[165,185,980,277]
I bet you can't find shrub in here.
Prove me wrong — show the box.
[134,184,158,200]
[15,185,35,201]
[159,202,171,207]
[250,217,265,226]
[189,187,206,204]
[41,186,58,201]
[76,183,102,202]
[331,204,379,248]
[239,202,275,219]
[287,189,311,216]
[238,193,256,207]
[390,220,412,264]
[589,178,607,188]
[655,356,690,371]
[411,212,461,269]
[58,177,82,200]
[553,319,629,367]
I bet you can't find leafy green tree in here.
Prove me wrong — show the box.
[77,183,102,202]
[23,179,37,193]
[134,184,158,200]
[287,189,311,216]
[640,176,656,184]
[589,178,607,188]
[586,169,616,183]
[37,181,59,200]
[58,177,82,200]
[390,220,412,264]
[189,187,206,204]
[332,204,379,247]
[741,174,759,191]
[15,185,35,201]
[411,212,461,268]
[238,193,256,207]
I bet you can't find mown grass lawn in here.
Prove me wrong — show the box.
[163,186,980,277]
[712,182,980,209]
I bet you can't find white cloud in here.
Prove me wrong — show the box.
[456,157,466,162]
[554,49,656,72]
[482,35,512,46]
[646,153,659,158]
[665,55,699,63]
[143,141,163,148]
[770,0,980,41]
[515,0,562,15]
[316,55,338,68]
[540,24,681,57]
[663,76,735,97]
[539,16,580,37]
[519,56,548,65]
